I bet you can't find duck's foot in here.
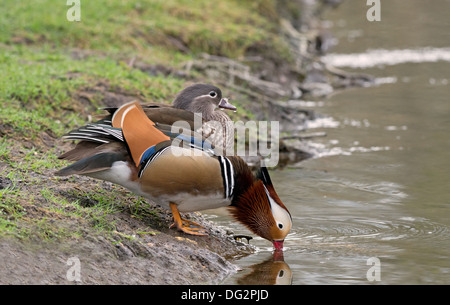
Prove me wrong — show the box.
[169,202,208,236]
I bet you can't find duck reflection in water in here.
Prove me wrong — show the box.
[237,250,292,285]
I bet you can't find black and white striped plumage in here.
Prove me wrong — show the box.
[217,156,235,199]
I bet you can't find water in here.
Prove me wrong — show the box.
[214,0,450,284]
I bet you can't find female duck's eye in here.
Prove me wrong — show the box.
[209,91,217,97]
[278,223,283,229]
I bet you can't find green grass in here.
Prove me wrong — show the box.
[0,0,283,59]
[0,46,185,139]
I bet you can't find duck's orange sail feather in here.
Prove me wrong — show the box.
[112,101,170,167]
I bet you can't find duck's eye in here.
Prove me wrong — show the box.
[278,223,284,229]
[209,91,217,97]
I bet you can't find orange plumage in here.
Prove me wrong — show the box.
[111,102,170,167]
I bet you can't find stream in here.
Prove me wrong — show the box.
[213,0,450,284]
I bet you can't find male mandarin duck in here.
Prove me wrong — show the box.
[56,94,291,250]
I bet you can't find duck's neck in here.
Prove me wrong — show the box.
[207,109,231,124]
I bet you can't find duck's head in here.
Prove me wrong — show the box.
[230,166,292,251]
[172,84,236,116]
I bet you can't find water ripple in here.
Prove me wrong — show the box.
[289,216,450,246]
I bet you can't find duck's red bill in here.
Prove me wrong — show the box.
[273,240,284,251]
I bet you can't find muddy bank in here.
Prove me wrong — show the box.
[1,218,250,285]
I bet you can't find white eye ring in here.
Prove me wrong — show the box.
[278,223,284,229]
[209,91,217,97]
